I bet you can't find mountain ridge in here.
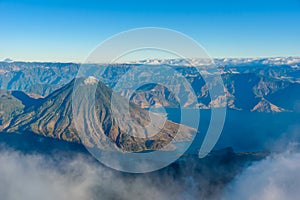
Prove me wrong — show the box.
[2,78,196,152]
[1,59,300,112]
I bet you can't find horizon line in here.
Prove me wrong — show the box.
[1,56,300,64]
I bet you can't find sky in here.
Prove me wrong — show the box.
[1,0,300,62]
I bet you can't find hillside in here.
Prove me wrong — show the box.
[2,78,195,152]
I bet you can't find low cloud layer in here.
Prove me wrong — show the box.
[223,148,300,200]
[0,148,219,200]
[0,150,98,200]
[1,144,300,200]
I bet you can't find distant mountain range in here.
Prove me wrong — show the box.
[1,57,300,112]
[126,57,300,67]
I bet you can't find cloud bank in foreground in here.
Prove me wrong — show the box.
[0,148,210,200]
[1,146,299,200]
[223,149,300,200]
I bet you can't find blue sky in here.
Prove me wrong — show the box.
[1,0,300,62]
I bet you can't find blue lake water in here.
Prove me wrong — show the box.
[162,108,300,153]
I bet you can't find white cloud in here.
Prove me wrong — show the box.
[0,149,193,200]
[223,150,300,200]
[4,145,299,200]
[0,150,97,200]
